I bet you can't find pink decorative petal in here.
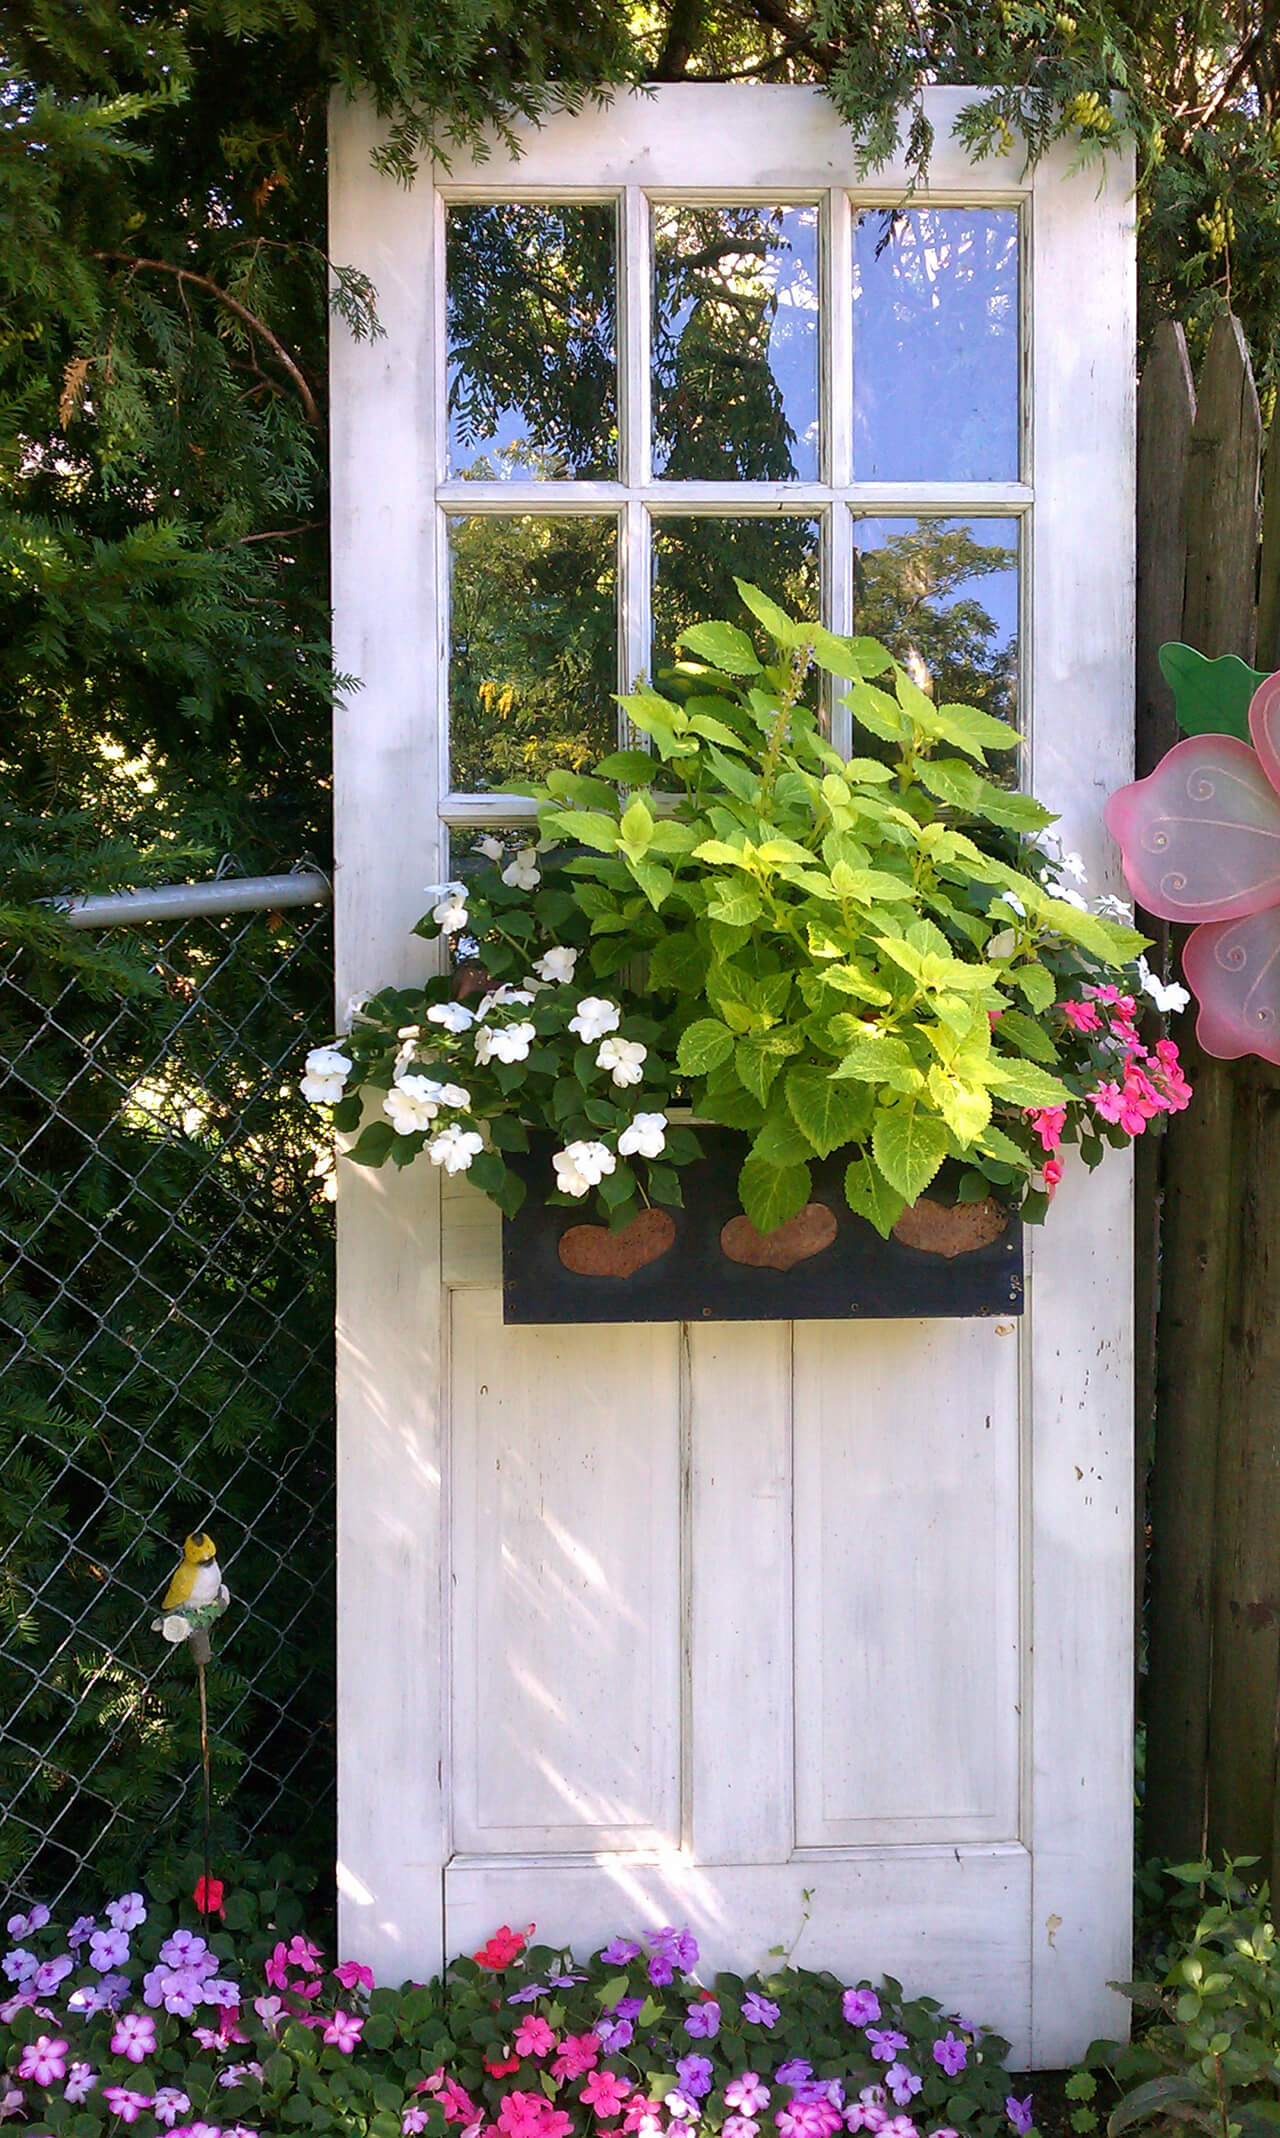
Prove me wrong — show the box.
[1183,910,1280,1063]
[1248,670,1280,793]
[1104,734,1280,921]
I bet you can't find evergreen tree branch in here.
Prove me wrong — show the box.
[92,253,320,424]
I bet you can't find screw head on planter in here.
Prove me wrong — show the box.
[152,1530,229,1662]
[1105,663,1280,1062]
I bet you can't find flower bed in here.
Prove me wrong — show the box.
[2,1864,1039,2138]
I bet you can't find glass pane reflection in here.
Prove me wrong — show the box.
[447,204,618,480]
[448,516,618,792]
[652,205,820,482]
[651,517,822,678]
[851,517,1018,724]
[852,209,1019,481]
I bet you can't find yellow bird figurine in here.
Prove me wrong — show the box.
[153,1532,230,1656]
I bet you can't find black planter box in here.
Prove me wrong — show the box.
[501,1127,1024,1326]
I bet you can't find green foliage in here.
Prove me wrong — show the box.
[1159,646,1273,743]
[317,586,1156,1235]
[1077,1860,1280,2138]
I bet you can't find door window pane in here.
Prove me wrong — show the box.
[851,516,1018,723]
[852,208,1019,481]
[651,517,822,678]
[447,204,618,480]
[652,205,820,482]
[447,516,618,791]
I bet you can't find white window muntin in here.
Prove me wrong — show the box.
[435,184,1030,827]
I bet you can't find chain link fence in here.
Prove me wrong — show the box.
[0,878,337,1911]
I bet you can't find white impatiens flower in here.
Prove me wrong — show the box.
[424,880,469,933]
[552,1140,617,1197]
[1053,885,1089,912]
[383,1075,444,1135]
[597,1035,647,1087]
[300,1047,353,1105]
[984,928,1017,961]
[501,846,541,890]
[1136,956,1191,1015]
[341,992,372,1030]
[474,1021,536,1065]
[427,1001,475,1034]
[1095,893,1134,922]
[427,1125,485,1175]
[1058,850,1088,884]
[998,891,1026,919]
[437,1082,472,1109]
[533,945,578,984]
[476,834,505,862]
[476,985,536,1019]
[618,1112,667,1159]
[568,995,621,1043]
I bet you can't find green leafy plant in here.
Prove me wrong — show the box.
[305,584,1189,1239]
[1077,1860,1280,2138]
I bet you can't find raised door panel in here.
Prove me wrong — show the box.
[792,1318,1021,1846]
[449,1289,682,1853]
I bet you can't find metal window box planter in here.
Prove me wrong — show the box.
[501,1126,1024,1326]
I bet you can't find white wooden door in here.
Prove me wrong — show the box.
[329,84,1136,2067]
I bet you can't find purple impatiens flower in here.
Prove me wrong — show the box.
[865,2029,907,2065]
[842,1990,882,2027]
[932,2033,969,2077]
[684,1999,720,2040]
[88,1928,129,1973]
[599,1938,642,1965]
[1007,2098,1035,2136]
[105,1893,147,1933]
[742,1993,780,2028]
[884,2067,921,2109]
[776,2062,813,2089]
[676,2056,714,2099]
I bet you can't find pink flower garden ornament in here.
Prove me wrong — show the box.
[1105,671,1280,1061]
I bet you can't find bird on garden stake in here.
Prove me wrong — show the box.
[153,1530,230,1906]
[154,1532,229,1659]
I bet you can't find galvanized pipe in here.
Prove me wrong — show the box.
[53,869,332,929]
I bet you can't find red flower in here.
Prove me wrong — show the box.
[473,1924,532,1970]
[193,1877,225,1917]
[486,2055,523,2077]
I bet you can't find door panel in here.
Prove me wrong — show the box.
[792,1320,1021,1846]
[449,1290,682,1852]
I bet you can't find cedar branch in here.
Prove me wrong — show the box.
[93,253,320,424]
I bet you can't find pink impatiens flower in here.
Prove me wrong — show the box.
[581,2071,633,2118]
[513,2016,557,2058]
[111,2012,157,2064]
[1028,1106,1066,1152]
[551,2031,600,2080]
[727,2077,772,2115]
[18,2037,68,2086]
[1061,999,1103,1034]
[333,1960,375,1993]
[101,2087,152,2125]
[323,2009,364,2052]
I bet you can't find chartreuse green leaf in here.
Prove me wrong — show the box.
[983,1057,1071,1107]
[735,1034,790,1103]
[619,796,654,851]
[1009,962,1056,1014]
[807,624,892,680]
[930,700,1021,760]
[647,932,707,992]
[843,677,906,745]
[830,1030,923,1094]
[926,1065,993,1144]
[738,1154,812,1234]
[677,620,761,674]
[677,1018,735,1074]
[978,1123,1030,1169]
[785,1065,875,1156]
[1159,642,1269,742]
[871,1104,951,1201]
[706,882,763,927]
[991,1005,1059,1064]
[844,1154,907,1237]
[734,577,800,647]
[750,1110,814,1169]
[540,808,621,852]
[594,748,661,783]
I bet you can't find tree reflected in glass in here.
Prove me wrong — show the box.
[447,515,618,791]
[851,518,1018,722]
[653,205,820,482]
[853,209,1019,482]
[447,204,618,480]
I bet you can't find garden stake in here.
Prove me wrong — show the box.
[153,1531,230,1893]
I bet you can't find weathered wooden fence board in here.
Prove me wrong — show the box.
[1138,311,1280,1874]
